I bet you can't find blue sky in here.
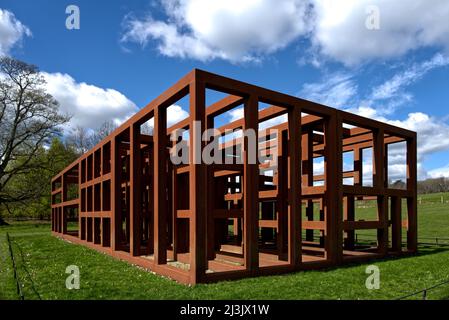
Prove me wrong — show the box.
[1,0,449,180]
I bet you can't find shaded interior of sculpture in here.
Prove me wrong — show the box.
[51,69,417,285]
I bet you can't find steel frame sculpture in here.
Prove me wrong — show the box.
[51,69,417,284]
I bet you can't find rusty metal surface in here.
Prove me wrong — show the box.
[51,69,417,284]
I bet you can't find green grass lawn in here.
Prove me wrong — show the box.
[1,192,449,300]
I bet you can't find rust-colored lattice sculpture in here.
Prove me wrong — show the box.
[51,69,417,284]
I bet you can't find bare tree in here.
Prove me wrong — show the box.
[66,120,117,155]
[418,177,449,194]
[66,125,94,155]
[92,120,117,145]
[0,57,69,223]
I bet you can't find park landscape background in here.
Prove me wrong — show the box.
[1,192,449,300]
[0,55,449,301]
[2,0,449,300]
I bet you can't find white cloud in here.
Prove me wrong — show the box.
[43,72,138,131]
[299,73,358,108]
[228,106,288,130]
[354,54,449,116]
[121,18,224,61]
[387,112,449,157]
[121,1,449,65]
[259,115,288,131]
[370,53,449,101]
[43,72,190,133]
[166,105,189,126]
[121,0,311,62]
[0,8,31,56]
[311,0,449,65]
[345,106,378,119]
[229,107,244,122]
[300,54,449,160]
[313,159,324,176]
[386,142,407,182]
[299,55,449,180]
[299,53,449,116]
[141,104,189,133]
[350,108,449,180]
[428,165,449,179]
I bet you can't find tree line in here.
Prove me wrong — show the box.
[418,177,449,194]
[0,57,115,224]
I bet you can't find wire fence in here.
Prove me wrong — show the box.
[6,232,24,300]
[349,195,449,207]
[353,233,449,300]
[353,233,449,247]
[396,278,449,300]
[418,195,449,205]
[5,220,449,300]
[305,233,449,247]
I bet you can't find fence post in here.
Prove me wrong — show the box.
[422,290,427,300]
[6,233,24,300]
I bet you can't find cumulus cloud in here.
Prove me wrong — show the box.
[344,109,449,181]
[121,1,449,65]
[141,104,189,133]
[43,72,190,133]
[0,8,138,133]
[342,110,448,177]
[121,0,311,62]
[0,8,189,137]
[0,8,31,56]
[299,55,449,180]
[42,72,139,131]
[311,0,449,65]
[387,112,449,157]
[334,107,449,179]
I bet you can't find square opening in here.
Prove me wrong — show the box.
[94,217,101,244]
[102,180,111,211]
[103,142,111,174]
[81,188,86,212]
[102,218,111,247]
[81,159,86,183]
[87,155,93,181]
[94,149,101,178]
[87,217,93,242]
[94,183,101,212]
[80,217,86,240]
[87,186,93,212]
[387,141,407,189]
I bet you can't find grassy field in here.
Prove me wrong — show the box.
[1,192,449,300]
